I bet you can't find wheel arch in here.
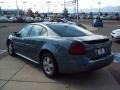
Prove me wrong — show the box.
[39,48,59,72]
[6,39,11,46]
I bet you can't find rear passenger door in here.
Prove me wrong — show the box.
[26,25,48,62]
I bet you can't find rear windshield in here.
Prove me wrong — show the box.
[47,24,93,37]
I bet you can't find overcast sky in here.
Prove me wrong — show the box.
[0,0,120,12]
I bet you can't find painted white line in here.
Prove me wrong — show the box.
[114,60,120,63]
[114,53,120,63]
[116,25,120,26]
[0,50,7,55]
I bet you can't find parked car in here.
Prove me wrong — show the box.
[8,17,17,23]
[17,17,25,23]
[52,18,76,25]
[6,22,113,78]
[92,17,103,27]
[25,16,34,23]
[0,16,9,22]
[44,17,50,22]
[34,17,43,22]
[60,18,76,25]
[110,29,120,40]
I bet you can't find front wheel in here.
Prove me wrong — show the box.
[7,42,16,56]
[41,53,58,78]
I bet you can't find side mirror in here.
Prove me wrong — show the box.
[13,32,21,37]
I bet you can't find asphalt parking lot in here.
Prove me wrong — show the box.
[0,21,120,90]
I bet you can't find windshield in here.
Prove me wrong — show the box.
[47,24,93,37]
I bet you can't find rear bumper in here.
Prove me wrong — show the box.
[93,23,103,27]
[58,55,113,73]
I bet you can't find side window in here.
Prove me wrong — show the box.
[19,25,32,37]
[30,25,42,36]
[30,25,47,37]
[41,27,47,36]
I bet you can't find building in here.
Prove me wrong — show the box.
[0,9,24,16]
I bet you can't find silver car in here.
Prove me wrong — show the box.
[6,22,113,78]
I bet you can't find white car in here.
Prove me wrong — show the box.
[34,17,43,22]
[25,17,34,23]
[8,17,17,23]
[0,16,9,22]
[59,18,76,25]
[110,29,120,40]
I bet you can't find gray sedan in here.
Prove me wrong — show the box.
[6,22,113,78]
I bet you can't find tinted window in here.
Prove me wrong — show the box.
[30,25,47,36]
[19,25,32,37]
[47,24,93,37]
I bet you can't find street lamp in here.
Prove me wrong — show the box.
[98,2,101,16]
[76,0,79,25]
[16,0,19,16]
[23,1,27,13]
[46,1,51,13]
[23,1,27,15]
[0,1,4,15]
[64,0,65,11]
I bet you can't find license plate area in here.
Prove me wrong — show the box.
[96,48,105,55]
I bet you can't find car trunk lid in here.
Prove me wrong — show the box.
[72,35,111,60]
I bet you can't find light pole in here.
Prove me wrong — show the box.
[0,1,4,15]
[23,1,27,15]
[46,1,51,13]
[76,0,79,25]
[64,0,65,10]
[16,0,19,16]
[98,2,101,16]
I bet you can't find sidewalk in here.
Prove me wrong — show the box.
[0,56,120,90]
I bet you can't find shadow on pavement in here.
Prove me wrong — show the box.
[13,55,118,88]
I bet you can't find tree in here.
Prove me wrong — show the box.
[26,8,34,17]
[63,8,69,18]
[35,11,40,17]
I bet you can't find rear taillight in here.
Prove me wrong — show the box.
[69,42,86,55]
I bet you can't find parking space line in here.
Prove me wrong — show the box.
[0,63,26,90]
[114,53,120,63]
[0,50,7,55]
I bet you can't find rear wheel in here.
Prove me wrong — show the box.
[41,53,58,78]
[7,42,16,56]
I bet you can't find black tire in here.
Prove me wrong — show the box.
[41,53,58,78]
[7,42,16,56]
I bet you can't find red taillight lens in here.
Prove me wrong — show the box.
[69,42,86,55]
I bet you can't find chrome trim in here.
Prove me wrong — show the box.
[16,53,39,64]
[89,54,113,63]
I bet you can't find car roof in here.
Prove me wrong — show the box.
[31,22,70,26]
